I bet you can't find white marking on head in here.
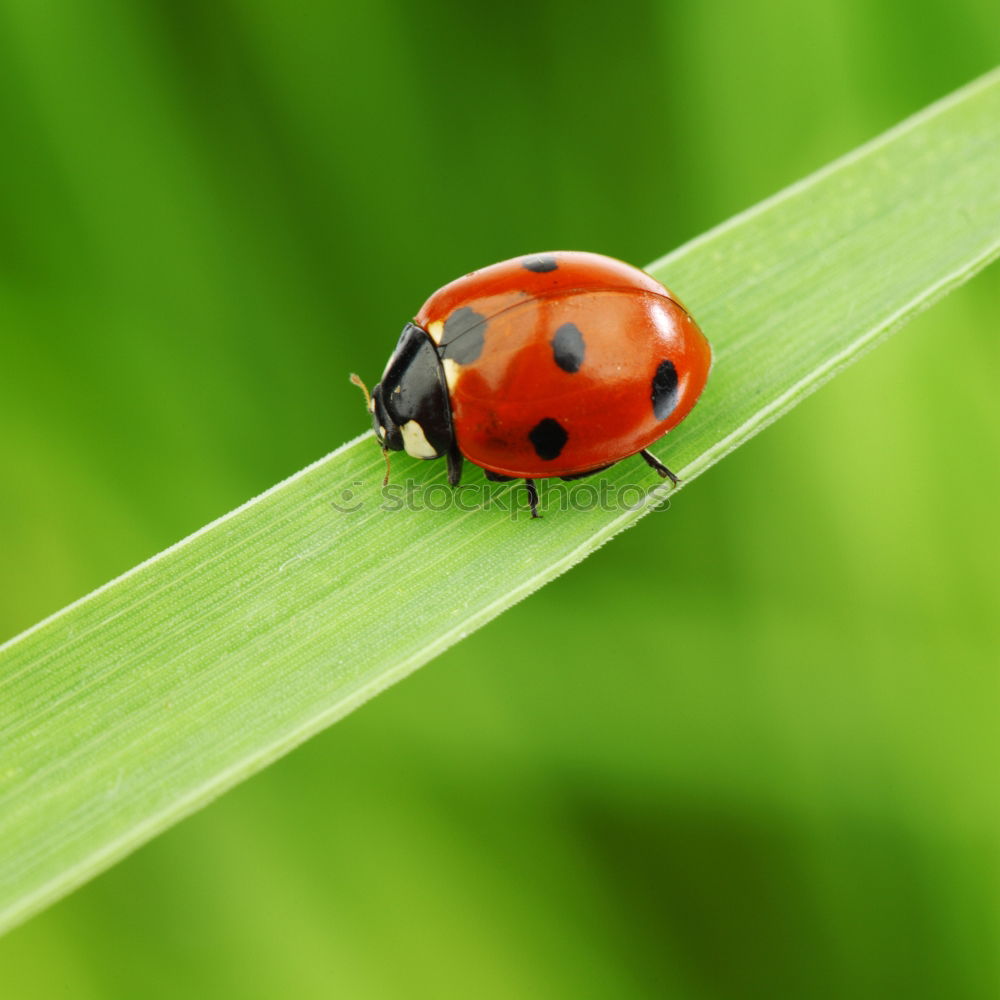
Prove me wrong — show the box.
[426,320,444,344]
[379,425,387,440]
[401,420,438,459]
[442,357,462,392]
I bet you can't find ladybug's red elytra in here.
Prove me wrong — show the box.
[352,251,712,517]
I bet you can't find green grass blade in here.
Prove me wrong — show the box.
[2,68,998,936]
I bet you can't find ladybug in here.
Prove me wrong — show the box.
[352,251,711,517]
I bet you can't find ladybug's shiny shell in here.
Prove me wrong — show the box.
[413,251,711,479]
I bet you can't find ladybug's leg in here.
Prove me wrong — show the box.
[482,468,515,482]
[524,479,541,519]
[639,449,681,487]
[559,463,613,481]
[446,444,464,487]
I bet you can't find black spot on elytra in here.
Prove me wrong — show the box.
[551,322,585,373]
[522,254,558,273]
[440,307,486,364]
[652,359,679,420]
[529,418,568,461]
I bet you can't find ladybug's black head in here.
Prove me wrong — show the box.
[353,322,456,471]
[369,382,403,452]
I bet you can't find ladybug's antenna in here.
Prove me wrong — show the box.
[349,372,371,407]
[349,373,392,485]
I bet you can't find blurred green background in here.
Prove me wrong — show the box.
[1,0,998,996]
